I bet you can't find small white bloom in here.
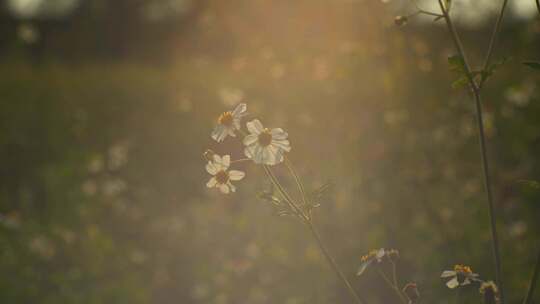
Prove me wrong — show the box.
[441,265,480,289]
[211,103,247,142]
[243,119,291,165]
[206,154,245,194]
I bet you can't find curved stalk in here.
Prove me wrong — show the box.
[480,0,509,89]
[523,247,540,304]
[436,1,505,302]
[284,157,310,217]
[377,269,408,304]
[307,221,367,304]
[262,164,365,304]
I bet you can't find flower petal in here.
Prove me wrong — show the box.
[243,134,258,146]
[272,139,291,152]
[253,145,265,164]
[221,155,230,169]
[206,162,218,175]
[233,118,241,130]
[264,145,283,165]
[356,260,373,276]
[446,277,459,289]
[271,128,288,140]
[206,177,217,188]
[228,182,236,192]
[229,170,245,181]
[246,119,264,135]
[244,144,256,159]
[232,103,247,117]
[219,183,230,194]
[441,271,456,278]
[211,125,228,142]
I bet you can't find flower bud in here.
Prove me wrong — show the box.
[394,15,408,26]
[386,249,400,262]
[402,282,420,304]
[479,281,499,304]
[203,149,215,161]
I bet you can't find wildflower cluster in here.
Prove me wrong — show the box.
[441,264,500,304]
[357,248,400,276]
[441,264,480,289]
[204,103,292,194]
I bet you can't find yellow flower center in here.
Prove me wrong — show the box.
[454,264,472,274]
[361,249,379,262]
[258,128,273,147]
[215,170,229,184]
[218,111,234,126]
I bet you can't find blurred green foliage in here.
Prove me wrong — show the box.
[0,0,539,303]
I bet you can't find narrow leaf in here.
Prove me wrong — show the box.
[523,61,540,70]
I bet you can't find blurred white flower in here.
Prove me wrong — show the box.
[441,264,480,289]
[206,154,245,194]
[243,119,291,165]
[211,103,247,142]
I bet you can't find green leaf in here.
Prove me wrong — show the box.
[517,179,540,189]
[448,55,465,73]
[452,76,469,89]
[481,57,511,83]
[523,61,540,70]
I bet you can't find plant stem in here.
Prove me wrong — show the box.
[284,156,310,217]
[307,220,367,304]
[479,0,509,89]
[377,269,408,304]
[262,164,365,304]
[263,165,306,220]
[523,247,540,304]
[436,1,505,302]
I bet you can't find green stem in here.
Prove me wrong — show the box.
[263,165,306,220]
[284,157,310,217]
[479,0,509,89]
[437,1,505,302]
[377,269,408,304]
[523,247,540,304]
[261,165,365,304]
[307,221,366,304]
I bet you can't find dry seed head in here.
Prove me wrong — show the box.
[402,282,420,304]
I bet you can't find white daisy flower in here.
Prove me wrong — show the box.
[206,154,245,194]
[356,248,387,276]
[243,119,291,165]
[211,103,247,142]
[441,264,480,289]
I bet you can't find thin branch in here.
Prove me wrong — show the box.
[262,165,366,304]
[307,221,367,304]
[479,0,510,88]
[377,269,408,304]
[522,247,540,304]
[284,157,310,215]
[419,10,443,18]
[436,1,505,303]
